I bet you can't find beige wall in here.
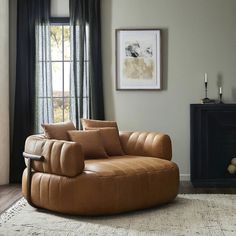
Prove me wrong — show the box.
[101,0,236,179]
[51,0,69,17]
[0,0,9,184]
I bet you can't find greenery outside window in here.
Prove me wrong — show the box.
[50,18,70,123]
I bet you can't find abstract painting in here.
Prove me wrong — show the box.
[116,29,162,90]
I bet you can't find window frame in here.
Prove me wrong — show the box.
[50,17,70,25]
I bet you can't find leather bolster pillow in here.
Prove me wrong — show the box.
[119,131,172,161]
[24,135,84,177]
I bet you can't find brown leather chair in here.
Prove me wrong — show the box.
[22,131,179,215]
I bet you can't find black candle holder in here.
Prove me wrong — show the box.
[201,82,211,103]
[219,93,224,104]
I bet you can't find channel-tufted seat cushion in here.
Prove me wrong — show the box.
[22,128,179,215]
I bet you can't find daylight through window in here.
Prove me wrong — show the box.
[50,24,70,123]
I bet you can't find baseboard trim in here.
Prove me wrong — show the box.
[180,174,190,181]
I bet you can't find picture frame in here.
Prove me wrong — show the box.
[116,29,162,90]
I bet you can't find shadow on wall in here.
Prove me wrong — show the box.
[161,28,169,91]
[217,72,223,87]
[232,88,236,102]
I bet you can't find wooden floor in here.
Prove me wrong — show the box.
[179,181,236,194]
[0,184,22,214]
[0,182,235,214]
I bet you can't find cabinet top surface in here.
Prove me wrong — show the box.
[190,103,236,111]
[191,103,236,107]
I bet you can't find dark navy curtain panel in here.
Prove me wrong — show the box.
[70,0,104,129]
[11,0,50,183]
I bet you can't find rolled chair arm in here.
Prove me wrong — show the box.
[119,131,172,160]
[24,135,84,177]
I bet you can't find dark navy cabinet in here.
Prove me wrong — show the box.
[190,104,236,187]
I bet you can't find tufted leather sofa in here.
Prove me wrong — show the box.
[22,131,179,215]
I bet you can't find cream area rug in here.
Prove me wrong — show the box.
[0,194,235,236]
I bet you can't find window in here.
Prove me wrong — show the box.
[35,17,91,131]
[50,18,70,123]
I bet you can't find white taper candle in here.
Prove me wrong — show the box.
[219,87,222,94]
[204,73,208,83]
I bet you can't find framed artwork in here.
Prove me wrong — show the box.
[116,29,162,90]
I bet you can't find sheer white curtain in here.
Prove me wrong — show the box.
[35,22,54,132]
[69,22,90,128]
